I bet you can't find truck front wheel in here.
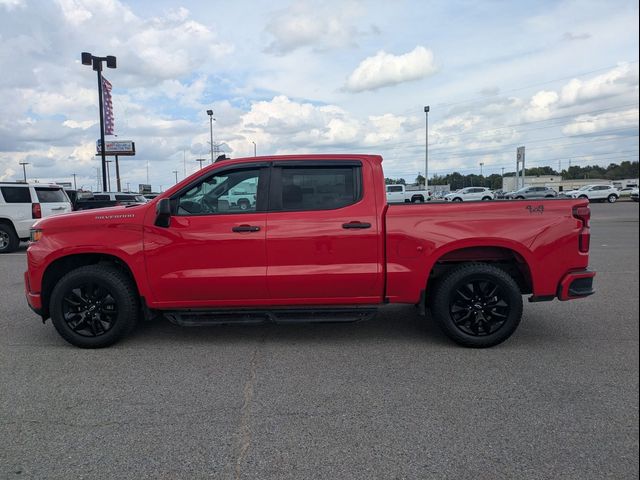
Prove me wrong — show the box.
[50,265,139,348]
[430,263,523,348]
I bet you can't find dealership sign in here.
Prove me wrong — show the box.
[96,140,136,156]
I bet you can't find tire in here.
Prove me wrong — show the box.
[607,194,617,203]
[238,200,250,211]
[482,196,492,201]
[516,196,525,200]
[452,198,462,202]
[50,265,139,348]
[579,195,588,200]
[430,263,523,348]
[0,223,19,253]
[411,196,424,203]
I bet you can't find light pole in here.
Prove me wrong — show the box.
[196,158,206,169]
[105,159,113,191]
[173,170,178,184]
[424,106,429,191]
[252,141,256,157]
[72,173,77,190]
[19,161,29,183]
[81,52,116,192]
[206,110,215,164]
[479,162,484,177]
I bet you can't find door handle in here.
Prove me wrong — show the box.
[52,207,66,210]
[342,221,371,229]
[232,225,261,232]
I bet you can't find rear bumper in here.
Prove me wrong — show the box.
[557,269,596,301]
[24,271,43,316]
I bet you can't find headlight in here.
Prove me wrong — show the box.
[30,229,43,242]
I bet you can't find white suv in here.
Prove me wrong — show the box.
[0,183,72,253]
[569,184,619,203]
[444,187,494,202]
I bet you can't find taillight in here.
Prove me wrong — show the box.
[573,206,590,227]
[32,203,41,219]
[573,205,591,253]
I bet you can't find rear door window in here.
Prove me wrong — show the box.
[276,166,360,211]
[35,187,69,203]
[387,185,403,192]
[0,186,31,203]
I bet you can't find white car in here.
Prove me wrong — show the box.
[0,182,72,253]
[569,184,619,203]
[386,184,430,203]
[617,186,636,198]
[630,188,639,202]
[444,187,494,202]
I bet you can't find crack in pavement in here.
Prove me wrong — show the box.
[227,336,264,480]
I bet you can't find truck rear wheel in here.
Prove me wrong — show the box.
[50,265,138,348]
[430,263,523,348]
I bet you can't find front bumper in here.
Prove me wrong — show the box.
[557,270,596,301]
[24,271,43,316]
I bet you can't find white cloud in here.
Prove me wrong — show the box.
[524,90,559,120]
[560,63,639,106]
[562,108,639,135]
[0,0,24,9]
[345,46,437,92]
[265,0,368,54]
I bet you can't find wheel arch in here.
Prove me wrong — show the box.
[0,217,18,234]
[40,253,140,319]
[425,244,534,301]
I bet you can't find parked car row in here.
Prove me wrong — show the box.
[429,184,633,203]
[0,183,148,253]
[72,191,148,210]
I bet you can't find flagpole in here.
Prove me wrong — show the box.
[97,68,107,192]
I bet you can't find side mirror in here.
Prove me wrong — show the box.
[155,198,171,228]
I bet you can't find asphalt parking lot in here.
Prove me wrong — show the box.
[1,202,638,479]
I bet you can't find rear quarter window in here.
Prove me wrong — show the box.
[0,186,32,203]
[35,187,69,203]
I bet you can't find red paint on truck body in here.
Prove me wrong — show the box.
[25,154,593,315]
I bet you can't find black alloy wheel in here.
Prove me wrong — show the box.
[61,283,118,337]
[50,265,138,348]
[449,279,510,336]
[430,263,523,348]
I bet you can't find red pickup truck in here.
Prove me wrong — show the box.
[25,154,594,348]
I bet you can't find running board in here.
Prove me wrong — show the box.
[163,307,378,327]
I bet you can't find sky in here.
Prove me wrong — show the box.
[0,0,638,191]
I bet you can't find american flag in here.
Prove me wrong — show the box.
[102,76,114,135]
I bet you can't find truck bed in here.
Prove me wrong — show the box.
[384,198,589,303]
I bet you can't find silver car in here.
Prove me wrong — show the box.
[507,186,558,200]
